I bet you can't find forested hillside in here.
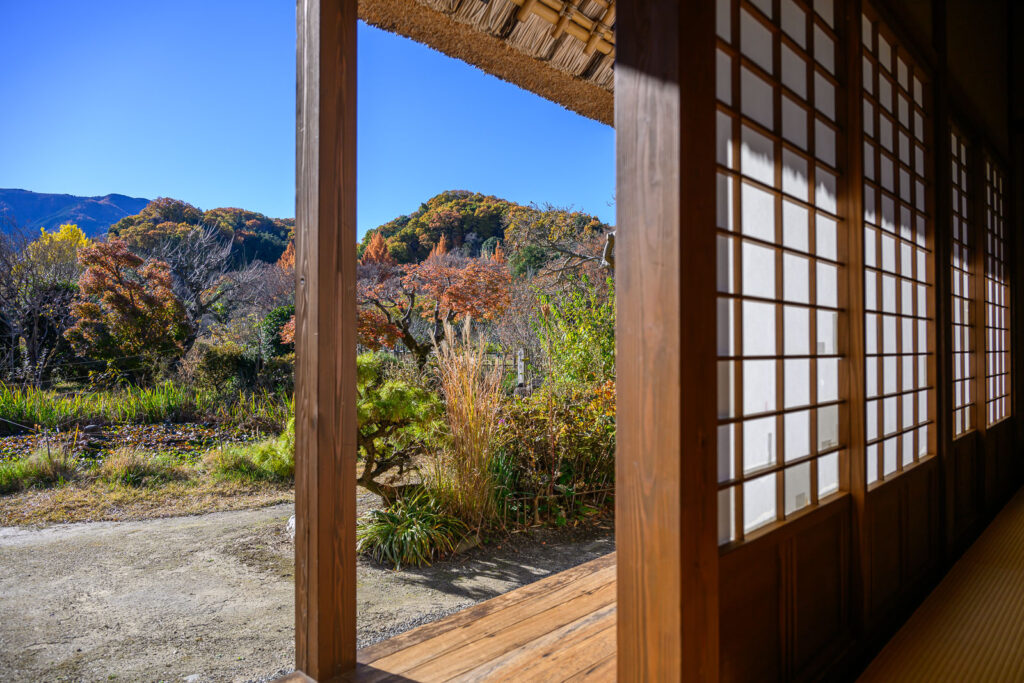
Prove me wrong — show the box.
[110,197,294,265]
[357,190,612,276]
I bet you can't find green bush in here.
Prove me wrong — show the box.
[261,305,295,357]
[357,489,468,569]
[494,381,615,519]
[535,276,615,387]
[185,339,294,394]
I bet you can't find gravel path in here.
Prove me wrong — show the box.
[0,500,613,682]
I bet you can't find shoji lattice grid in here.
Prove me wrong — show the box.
[861,12,934,485]
[950,128,974,437]
[984,158,1010,425]
[715,0,845,545]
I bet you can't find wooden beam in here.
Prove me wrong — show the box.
[295,0,358,679]
[615,0,718,680]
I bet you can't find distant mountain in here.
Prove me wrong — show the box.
[0,189,151,238]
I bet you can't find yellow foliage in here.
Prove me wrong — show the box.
[19,223,91,281]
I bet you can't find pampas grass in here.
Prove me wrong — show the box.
[429,319,503,529]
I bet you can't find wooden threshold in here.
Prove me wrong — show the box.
[333,553,618,682]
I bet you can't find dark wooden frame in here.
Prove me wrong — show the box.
[288,0,1020,680]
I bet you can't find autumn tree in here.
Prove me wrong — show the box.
[357,236,511,369]
[0,224,90,385]
[139,222,235,335]
[65,240,191,378]
[503,204,614,279]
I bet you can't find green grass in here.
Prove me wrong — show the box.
[0,383,292,435]
[97,449,186,487]
[0,447,79,494]
[203,418,295,483]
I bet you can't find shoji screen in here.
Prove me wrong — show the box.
[716,0,845,544]
[860,11,934,485]
[984,158,1010,425]
[950,128,975,437]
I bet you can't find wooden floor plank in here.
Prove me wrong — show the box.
[360,563,615,676]
[563,653,616,682]
[447,604,616,682]
[359,553,615,666]
[860,488,1024,682]
[350,552,617,682]
[394,581,616,680]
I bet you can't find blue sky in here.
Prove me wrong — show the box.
[0,1,614,236]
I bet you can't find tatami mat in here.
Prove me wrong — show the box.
[860,488,1024,682]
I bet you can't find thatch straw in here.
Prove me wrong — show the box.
[359,0,614,125]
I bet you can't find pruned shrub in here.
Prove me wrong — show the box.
[355,352,442,502]
[357,488,468,569]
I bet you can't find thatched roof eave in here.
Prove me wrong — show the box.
[359,0,614,126]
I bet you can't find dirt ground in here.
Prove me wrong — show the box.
[0,499,614,682]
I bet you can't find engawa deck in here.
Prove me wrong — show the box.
[340,552,617,682]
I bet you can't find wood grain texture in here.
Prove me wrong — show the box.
[349,554,616,682]
[295,0,358,678]
[844,0,872,630]
[615,0,719,680]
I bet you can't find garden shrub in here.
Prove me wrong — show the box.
[356,488,468,569]
[183,339,294,395]
[535,276,615,387]
[493,380,615,523]
[261,305,295,356]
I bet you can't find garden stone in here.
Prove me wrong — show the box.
[455,534,481,554]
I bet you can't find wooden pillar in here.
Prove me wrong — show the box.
[843,0,872,630]
[929,0,957,557]
[295,0,358,679]
[615,0,719,680]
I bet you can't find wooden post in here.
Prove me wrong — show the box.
[295,0,358,679]
[843,0,872,630]
[615,0,719,680]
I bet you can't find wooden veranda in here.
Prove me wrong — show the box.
[289,0,1024,680]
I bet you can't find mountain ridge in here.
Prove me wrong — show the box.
[0,188,151,238]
